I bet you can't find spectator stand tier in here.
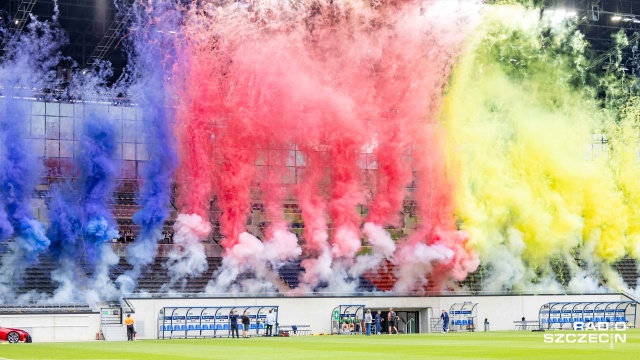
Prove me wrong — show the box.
[157,305,278,339]
[538,301,637,330]
[331,304,366,335]
[448,302,478,332]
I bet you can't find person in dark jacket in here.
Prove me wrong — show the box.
[375,310,382,335]
[441,310,450,333]
[242,311,251,338]
[229,310,239,338]
[388,308,398,335]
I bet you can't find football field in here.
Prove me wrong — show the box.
[0,330,638,360]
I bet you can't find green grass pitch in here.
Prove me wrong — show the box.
[0,330,638,360]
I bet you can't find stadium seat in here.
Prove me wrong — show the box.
[462,320,468,325]
[215,324,223,330]
[173,325,181,331]
[250,324,257,329]
[188,325,195,330]
[238,324,244,330]
[180,325,187,331]
[541,319,547,323]
[551,318,558,323]
[223,324,230,330]
[258,323,264,329]
[605,317,610,322]
[164,325,171,331]
[194,324,201,330]
[579,318,584,322]
[201,324,209,330]
[469,319,473,325]
[455,320,462,325]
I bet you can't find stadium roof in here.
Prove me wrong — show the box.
[0,0,128,80]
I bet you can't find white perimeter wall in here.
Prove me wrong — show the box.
[129,293,627,340]
[0,313,101,342]
[0,294,629,342]
[430,293,627,331]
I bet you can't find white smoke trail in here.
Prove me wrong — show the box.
[480,228,530,292]
[162,213,210,292]
[392,242,454,292]
[85,244,120,306]
[297,245,334,293]
[117,228,162,294]
[50,259,80,303]
[349,222,397,282]
[206,231,300,293]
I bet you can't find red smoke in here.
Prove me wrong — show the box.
[173,42,215,219]
[174,1,480,290]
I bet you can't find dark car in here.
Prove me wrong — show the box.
[0,326,32,343]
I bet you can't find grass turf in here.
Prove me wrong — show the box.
[0,330,638,360]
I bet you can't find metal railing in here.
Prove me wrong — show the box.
[406,318,415,334]
[121,297,135,314]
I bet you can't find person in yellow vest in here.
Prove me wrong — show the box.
[124,314,135,341]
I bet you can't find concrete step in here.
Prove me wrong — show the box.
[102,325,129,341]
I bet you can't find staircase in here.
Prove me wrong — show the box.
[101,307,128,341]
[102,325,128,341]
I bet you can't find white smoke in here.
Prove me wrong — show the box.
[393,242,454,292]
[363,222,396,258]
[117,228,162,294]
[0,220,50,302]
[480,228,532,292]
[349,222,397,281]
[206,230,300,293]
[161,213,210,292]
[323,260,359,293]
[50,259,80,303]
[85,244,120,306]
[297,245,334,293]
[330,226,361,260]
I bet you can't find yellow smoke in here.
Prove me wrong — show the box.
[443,6,632,287]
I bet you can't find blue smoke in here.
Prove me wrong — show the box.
[79,113,119,267]
[0,100,50,265]
[0,208,12,241]
[0,96,50,303]
[47,183,82,262]
[0,7,65,302]
[118,1,179,293]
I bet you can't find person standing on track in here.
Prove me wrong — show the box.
[388,308,398,335]
[441,309,450,333]
[265,309,276,337]
[124,314,135,341]
[375,310,382,335]
[364,309,373,336]
[230,310,240,338]
[242,311,251,338]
